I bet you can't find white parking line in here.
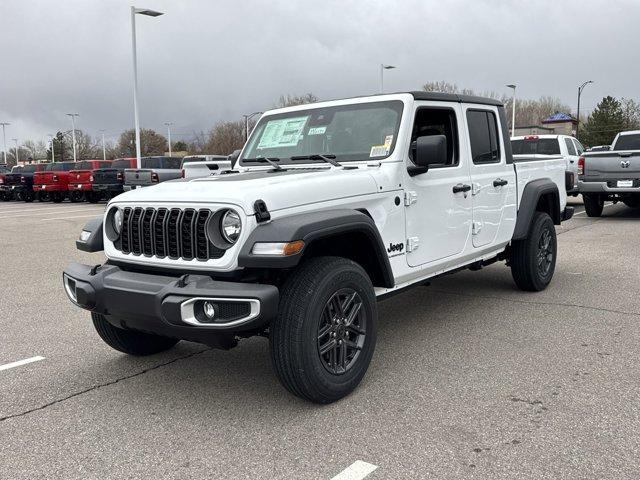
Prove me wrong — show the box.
[574,202,616,216]
[0,208,104,220]
[42,214,102,221]
[0,356,45,372]
[331,461,378,480]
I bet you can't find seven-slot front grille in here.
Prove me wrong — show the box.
[119,207,224,260]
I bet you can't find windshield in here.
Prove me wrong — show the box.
[45,162,76,171]
[240,100,404,166]
[112,159,133,169]
[613,134,640,151]
[511,138,561,155]
[141,157,181,169]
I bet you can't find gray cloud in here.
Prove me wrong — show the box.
[1,0,638,146]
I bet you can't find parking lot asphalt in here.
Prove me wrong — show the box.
[1,198,639,479]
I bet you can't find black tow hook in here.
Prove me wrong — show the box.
[176,274,190,288]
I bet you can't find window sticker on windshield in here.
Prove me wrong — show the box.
[308,126,327,136]
[370,135,393,157]
[257,116,308,149]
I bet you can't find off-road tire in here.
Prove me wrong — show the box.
[270,256,377,404]
[583,194,604,217]
[92,313,179,355]
[510,212,557,292]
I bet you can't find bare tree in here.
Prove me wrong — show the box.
[277,93,319,108]
[116,129,168,157]
[204,121,246,155]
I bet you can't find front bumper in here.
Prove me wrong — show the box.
[578,180,640,194]
[63,263,279,348]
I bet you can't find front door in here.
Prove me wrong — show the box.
[404,103,472,267]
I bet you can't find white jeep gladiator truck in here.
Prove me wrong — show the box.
[63,92,572,403]
[579,130,640,216]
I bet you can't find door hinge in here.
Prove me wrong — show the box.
[404,191,418,206]
[472,221,482,235]
[472,183,482,196]
[407,236,420,252]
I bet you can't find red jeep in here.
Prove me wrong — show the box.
[33,161,77,203]
[68,160,112,203]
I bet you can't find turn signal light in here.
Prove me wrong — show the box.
[251,240,305,256]
[577,156,585,175]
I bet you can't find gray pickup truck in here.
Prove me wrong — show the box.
[579,130,640,216]
[124,156,182,191]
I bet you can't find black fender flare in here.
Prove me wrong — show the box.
[513,178,560,240]
[76,217,104,252]
[238,209,394,287]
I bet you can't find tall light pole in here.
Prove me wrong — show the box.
[576,80,594,141]
[131,6,164,169]
[66,113,79,161]
[12,139,19,164]
[98,130,107,161]
[242,112,262,142]
[0,122,9,164]
[380,64,396,94]
[506,84,517,137]
[48,134,55,162]
[164,122,173,156]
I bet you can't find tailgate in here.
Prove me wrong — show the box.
[125,169,153,186]
[4,173,22,186]
[93,169,121,184]
[34,172,56,184]
[69,170,92,183]
[583,152,640,180]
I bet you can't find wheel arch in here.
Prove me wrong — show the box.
[512,178,561,240]
[238,209,394,288]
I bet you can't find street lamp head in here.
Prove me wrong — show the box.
[506,84,516,89]
[382,64,396,70]
[135,8,164,17]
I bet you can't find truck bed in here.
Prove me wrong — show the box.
[513,155,568,210]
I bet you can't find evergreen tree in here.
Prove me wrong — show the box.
[580,96,626,147]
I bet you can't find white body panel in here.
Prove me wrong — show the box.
[103,93,568,295]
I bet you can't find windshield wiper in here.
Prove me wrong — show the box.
[243,156,282,170]
[290,154,341,167]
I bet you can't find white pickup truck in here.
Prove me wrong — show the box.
[511,134,585,194]
[64,92,572,403]
[579,130,640,216]
[181,155,232,180]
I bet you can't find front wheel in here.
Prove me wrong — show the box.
[270,257,377,404]
[510,212,557,292]
[92,313,179,355]
[583,194,604,217]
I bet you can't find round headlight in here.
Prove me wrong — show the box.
[220,209,241,243]
[113,208,124,235]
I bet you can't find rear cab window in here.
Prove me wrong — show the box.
[613,134,640,151]
[511,137,561,156]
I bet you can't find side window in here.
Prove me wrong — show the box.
[573,139,584,155]
[564,138,577,156]
[409,107,459,167]
[466,110,501,164]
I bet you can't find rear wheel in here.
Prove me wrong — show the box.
[92,313,179,355]
[50,192,64,203]
[85,191,101,203]
[69,191,82,203]
[510,212,557,292]
[23,191,34,203]
[623,196,640,209]
[583,194,604,217]
[270,257,377,404]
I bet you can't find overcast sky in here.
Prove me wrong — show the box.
[1,0,638,147]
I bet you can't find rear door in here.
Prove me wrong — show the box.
[464,106,517,249]
[563,137,579,175]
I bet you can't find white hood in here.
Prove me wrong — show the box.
[111,167,381,215]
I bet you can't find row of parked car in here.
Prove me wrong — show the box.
[0,154,232,203]
[510,131,640,216]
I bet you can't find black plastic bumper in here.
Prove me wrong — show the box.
[93,184,123,193]
[63,263,279,348]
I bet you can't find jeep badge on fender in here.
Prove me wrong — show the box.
[64,92,573,404]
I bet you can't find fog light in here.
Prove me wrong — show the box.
[203,301,216,320]
[79,230,91,242]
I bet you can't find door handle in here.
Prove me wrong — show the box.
[452,183,471,194]
[493,178,508,187]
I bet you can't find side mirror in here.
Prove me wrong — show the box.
[228,149,241,169]
[408,135,448,176]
